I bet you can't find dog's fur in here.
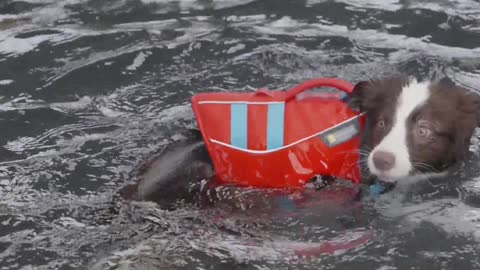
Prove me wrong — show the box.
[122,76,480,207]
[350,76,480,184]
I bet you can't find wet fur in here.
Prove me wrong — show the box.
[350,76,480,184]
[119,130,218,209]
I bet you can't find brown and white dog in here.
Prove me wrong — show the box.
[350,76,480,185]
[121,76,480,207]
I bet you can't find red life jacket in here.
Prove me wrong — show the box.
[191,78,365,189]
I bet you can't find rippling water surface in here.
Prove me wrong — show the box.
[2,0,480,269]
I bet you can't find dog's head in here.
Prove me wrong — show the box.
[350,76,480,183]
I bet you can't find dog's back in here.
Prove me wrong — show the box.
[120,132,216,209]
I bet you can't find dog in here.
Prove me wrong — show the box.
[350,76,480,187]
[120,76,480,208]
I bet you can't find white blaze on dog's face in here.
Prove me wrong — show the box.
[351,76,480,182]
[367,79,430,180]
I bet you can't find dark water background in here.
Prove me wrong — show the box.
[2,0,480,269]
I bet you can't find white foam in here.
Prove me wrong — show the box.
[141,0,256,10]
[446,68,480,95]
[377,193,480,241]
[409,0,480,17]
[114,19,178,30]
[126,51,149,71]
[376,266,397,270]
[270,16,301,28]
[4,137,37,153]
[41,43,152,89]
[151,103,194,123]
[309,0,480,16]
[226,14,267,24]
[0,1,109,56]
[0,14,30,22]
[226,43,245,54]
[253,19,480,60]
[0,79,13,85]
[0,30,61,55]
[332,0,401,11]
[50,96,93,112]
[56,217,86,228]
[98,106,126,117]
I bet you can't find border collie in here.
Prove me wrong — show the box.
[120,76,480,207]
[351,76,480,186]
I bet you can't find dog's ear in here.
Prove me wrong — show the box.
[349,81,367,111]
[349,80,378,112]
[458,89,480,128]
[349,76,409,112]
[473,94,480,127]
[452,89,480,161]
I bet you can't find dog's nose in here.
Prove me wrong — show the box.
[372,151,395,171]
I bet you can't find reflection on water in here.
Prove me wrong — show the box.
[1,0,480,269]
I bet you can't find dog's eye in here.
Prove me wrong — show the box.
[417,127,431,137]
[377,120,385,128]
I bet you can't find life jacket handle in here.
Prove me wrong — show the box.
[284,78,354,102]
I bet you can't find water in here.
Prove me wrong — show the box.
[1,0,480,269]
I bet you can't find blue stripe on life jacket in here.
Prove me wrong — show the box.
[230,103,248,149]
[266,103,285,150]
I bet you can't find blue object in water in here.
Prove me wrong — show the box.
[275,197,296,211]
[340,92,349,102]
[369,183,385,198]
